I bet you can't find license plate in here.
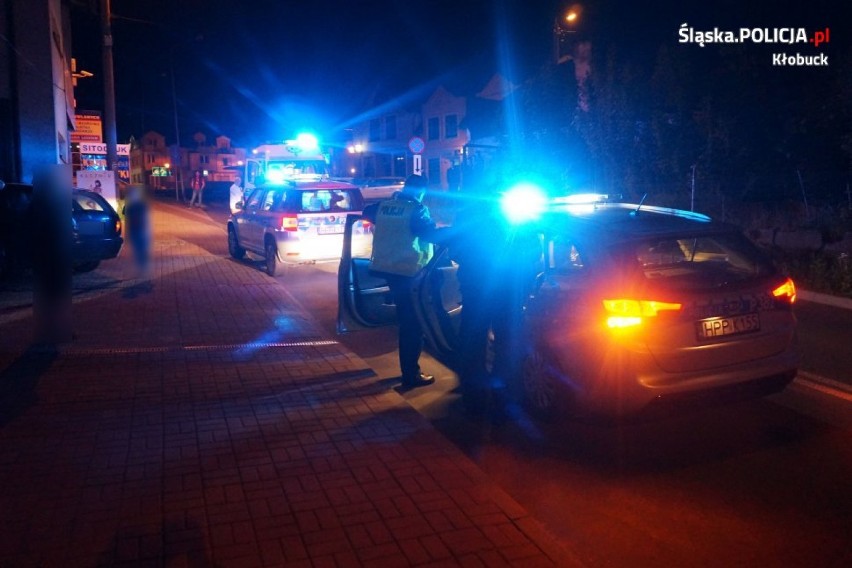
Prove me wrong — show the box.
[317,224,343,235]
[696,313,760,340]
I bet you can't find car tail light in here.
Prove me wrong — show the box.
[771,277,797,304]
[279,214,298,232]
[602,298,682,328]
[115,219,122,235]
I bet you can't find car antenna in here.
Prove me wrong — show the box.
[631,193,648,216]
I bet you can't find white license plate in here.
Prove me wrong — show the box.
[696,313,760,340]
[317,224,343,235]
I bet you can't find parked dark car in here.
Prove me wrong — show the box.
[338,193,799,419]
[71,188,124,271]
[0,182,123,276]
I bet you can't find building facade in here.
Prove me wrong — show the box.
[129,131,246,192]
[0,0,75,183]
[344,75,519,190]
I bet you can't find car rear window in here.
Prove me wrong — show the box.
[628,233,775,289]
[73,192,107,212]
[284,189,362,213]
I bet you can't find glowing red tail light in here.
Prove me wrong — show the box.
[771,277,797,304]
[279,214,298,232]
[602,298,682,329]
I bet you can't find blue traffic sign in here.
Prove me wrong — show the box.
[408,136,425,154]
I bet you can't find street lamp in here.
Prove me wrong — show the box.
[554,3,582,65]
[348,143,366,177]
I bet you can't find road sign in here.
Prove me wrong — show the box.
[408,136,425,154]
[413,154,422,175]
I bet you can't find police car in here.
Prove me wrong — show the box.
[228,180,364,276]
[337,190,799,419]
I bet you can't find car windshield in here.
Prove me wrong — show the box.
[624,232,775,289]
[266,160,328,181]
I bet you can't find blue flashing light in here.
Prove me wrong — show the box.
[294,132,319,151]
[500,182,547,224]
[265,167,287,184]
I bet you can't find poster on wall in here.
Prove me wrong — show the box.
[76,170,118,212]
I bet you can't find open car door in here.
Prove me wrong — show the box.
[337,213,396,332]
[337,213,464,366]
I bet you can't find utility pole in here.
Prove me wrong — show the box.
[100,0,117,172]
[170,55,183,202]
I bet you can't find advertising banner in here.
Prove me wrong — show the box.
[71,112,103,143]
[77,170,118,212]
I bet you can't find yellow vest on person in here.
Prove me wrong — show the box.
[369,198,434,277]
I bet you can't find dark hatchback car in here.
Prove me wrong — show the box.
[70,188,124,271]
[337,196,799,419]
[0,182,123,275]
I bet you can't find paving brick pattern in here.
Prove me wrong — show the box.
[0,202,576,567]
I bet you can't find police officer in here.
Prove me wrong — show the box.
[367,174,442,388]
[451,176,541,419]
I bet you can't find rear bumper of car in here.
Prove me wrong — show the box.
[274,233,345,264]
[73,236,123,263]
[546,332,800,418]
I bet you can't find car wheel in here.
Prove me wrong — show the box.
[228,226,245,259]
[265,240,285,277]
[522,344,566,421]
[74,261,100,273]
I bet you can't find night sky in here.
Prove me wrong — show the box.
[69,0,843,149]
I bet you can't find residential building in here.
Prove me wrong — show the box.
[129,131,172,190]
[129,131,247,192]
[420,86,469,188]
[345,110,419,180]
[185,134,246,183]
[344,74,521,190]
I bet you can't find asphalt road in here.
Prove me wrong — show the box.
[197,198,852,567]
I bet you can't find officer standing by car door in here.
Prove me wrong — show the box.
[451,175,542,419]
[367,174,442,389]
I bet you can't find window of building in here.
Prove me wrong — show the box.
[369,119,381,141]
[445,114,458,138]
[428,158,439,183]
[428,117,440,140]
[385,115,397,140]
[199,155,209,164]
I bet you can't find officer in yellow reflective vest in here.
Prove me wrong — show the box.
[367,174,442,388]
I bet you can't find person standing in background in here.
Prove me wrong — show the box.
[122,185,152,281]
[188,170,205,208]
[229,176,244,214]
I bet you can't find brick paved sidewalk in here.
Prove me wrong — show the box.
[0,201,579,567]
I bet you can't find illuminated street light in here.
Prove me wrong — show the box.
[554,3,583,65]
[348,143,366,175]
